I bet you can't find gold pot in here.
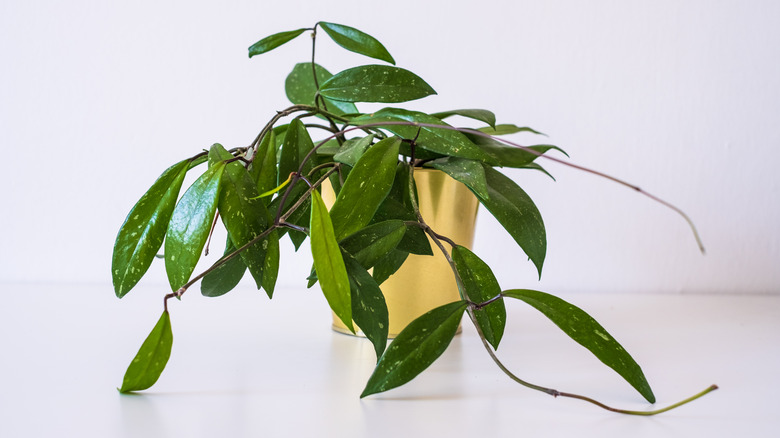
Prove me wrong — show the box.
[324,168,479,337]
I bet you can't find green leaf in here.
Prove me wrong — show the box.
[339,220,407,269]
[428,157,489,199]
[164,162,225,291]
[209,144,277,298]
[201,237,246,297]
[113,160,190,298]
[351,108,489,161]
[278,118,315,184]
[310,190,353,332]
[371,163,432,256]
[250,130,279,202]
[333,135,374,167]
[372,249,409,285]
[361,300,467,397]
[431,109,496,128]
[342,250,389,359]
[248,28,307,57]
[119,311,173,393]
[477,124,546,136]
[285,63,358,116]
[466,132,567,168]
[451,246,506,350]
[477,165,546,278]
[503,289,656,403]
[320,65,436,103]
[318,22,395,64]
[329,136,400,240]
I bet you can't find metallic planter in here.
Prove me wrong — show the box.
[325,168,480,338]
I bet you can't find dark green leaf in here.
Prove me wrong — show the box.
[342,250,389,359]
[333,135,374,167]
[113,160,190,298]
[361,300,467,397]
[201,237,246,297]
[339,220,406,269]
[477,124,546,136]
[351,108,489,160]
[250,130,279,202]
[477,165,546,278]
[268,182,310,251]
[466,131,567,168]
[285,63,358,116]
[320,65,436,103]
[428,157,489,199]
[248,28,307,58]
[261,229,280,296]
[278,118,315,184]
[372,249,409,285]
[119,311,173,393]
[165,162,225,291]
[318,22,395,64]
[451,246,506,350]
[431,109,496,128]
[209,144,276,298]
[503,289,656,403]
[329,136,400,240]
[371,163,431,256]
[310,190,353,332]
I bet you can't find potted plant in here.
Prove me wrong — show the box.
[112,21,716,414]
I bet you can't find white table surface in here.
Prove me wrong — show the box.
[1,283,777,437]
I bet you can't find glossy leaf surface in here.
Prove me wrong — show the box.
[477,165,546,277]
[250,130,278,202]
[371,164,431,256]
[329,136,400,240]
[248,28,307,57]
[351,108,489,161]
[333,135,374,167]
[119,311,173,393]
[310,191,353,332]
[319,22,395,64]
[503,289,656,403]
[113,160,190,298]
[361,300,467,397]
[372,249,409,285]
[467,132,567,168]
[165,162,225,291]
[285,63,358,116]
[320,65,435,103]
[210,144,277,297]
[477,124,545,136]
[428,157,489,199]
[451,246,506,349]
[278,118,315,184]
[431,109,496,128]
[339,220,406,269]
[343,250,389,359]
[201,238,246,297]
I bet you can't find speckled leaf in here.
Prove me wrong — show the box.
[371,164,431,256]
[361,300,467,397]
[329,136,400,240]
[319,22,395,64]
[285,63,358,116]
[119,311,173,393]
[339,220,406,269]
[431,109,496,128]
[201,237,246,297]
[209,144,277,298]
[503,289,655,403]
[248,28,307,57]
[477,124,546,136]
[249,130,278,203]
[451,246,506,350]
[310,190,353,332]
[371,249,409,285]
[428,157,489,199]
[320,65,435,103]
[113,159,190,298]
[278,118,315,184]
[333,135,374,167]
[477,165,546,278]
[351,108,489,161]
[342,250,389,359]
[466,132,567,168]
[165,162,225,291]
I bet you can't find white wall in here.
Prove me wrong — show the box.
[1,0,778,293]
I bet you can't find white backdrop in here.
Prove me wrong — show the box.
[1,0,778,294]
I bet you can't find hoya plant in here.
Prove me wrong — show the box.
[112,22,716,414]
